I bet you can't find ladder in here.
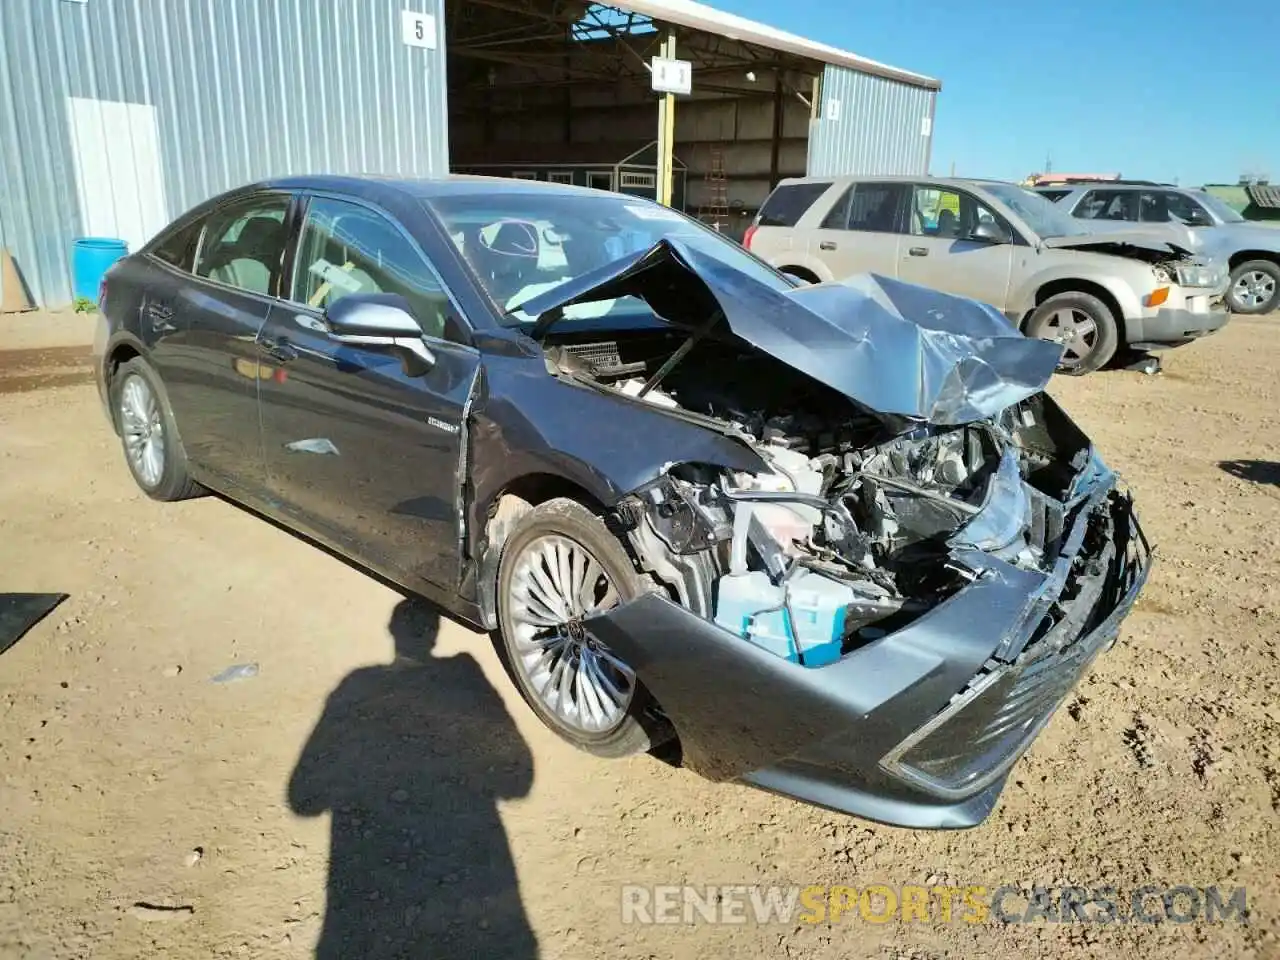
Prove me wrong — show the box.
[698,143,729,232]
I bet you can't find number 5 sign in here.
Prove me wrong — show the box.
[401,9,437,49]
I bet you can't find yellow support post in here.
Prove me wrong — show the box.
[656,33,677,207]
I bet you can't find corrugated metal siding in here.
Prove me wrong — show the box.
[806,65,935,178]
[0,0,448,308]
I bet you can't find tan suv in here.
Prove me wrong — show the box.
[746,176,1230,374]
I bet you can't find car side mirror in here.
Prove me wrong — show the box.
[970,220,1012,244]
[324,293,435,376]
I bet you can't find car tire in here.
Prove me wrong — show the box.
[781,268,818,285]
[496,497,672,758]
[1226,259,1280,315]
[110,357,204,501]
[1024,292,1119,376]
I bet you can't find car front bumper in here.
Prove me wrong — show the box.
[585,481,1150,829]
[1128,296,1229,349]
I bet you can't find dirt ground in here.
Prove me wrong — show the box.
[1,309,1277,960]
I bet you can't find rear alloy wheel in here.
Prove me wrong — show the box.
[496,498,669,757]
[111,358,203,501]
[1025,292,1119,375]
[1226,260,1280,314]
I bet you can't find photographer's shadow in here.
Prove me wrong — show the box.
[288,599,537,959]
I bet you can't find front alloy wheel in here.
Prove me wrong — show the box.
[506,533,635,733]
[495,497,670,757]
[1025,291,1119,375]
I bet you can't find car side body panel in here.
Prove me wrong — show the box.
[1006,254,1147,321]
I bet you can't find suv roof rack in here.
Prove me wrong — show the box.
[1035,178,1174,187]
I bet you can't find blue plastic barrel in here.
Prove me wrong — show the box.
[71,237,129,301]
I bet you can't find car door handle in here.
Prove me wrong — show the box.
[263,339,298,364]
[819,241,838,251]
[908,247,930,257]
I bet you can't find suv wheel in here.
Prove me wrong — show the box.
[1226,260,1280,314]
[1024,292,1119,376]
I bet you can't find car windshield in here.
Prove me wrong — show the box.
[980,182,1088,239]
[1195,192,1246,224]
[425,191,794,327]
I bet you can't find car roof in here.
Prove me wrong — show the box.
[1034,183,1191,193]
[254,173,613,201]
[776,174,1018,191]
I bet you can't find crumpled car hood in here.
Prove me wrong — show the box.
[1041,230,1189,256]
[519,238,1062,425]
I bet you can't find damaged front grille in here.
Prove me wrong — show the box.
[1026,487,1065,558]
[879,492,1150,799]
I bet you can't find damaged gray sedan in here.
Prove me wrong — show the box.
[94,176,1149,829]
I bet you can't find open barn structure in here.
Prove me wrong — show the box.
[0,0,939,306]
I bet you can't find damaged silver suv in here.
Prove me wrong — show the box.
[748,176,1229,374]
[95,176,1149,829]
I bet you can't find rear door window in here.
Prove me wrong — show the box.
[193,196,290,296]
[149,222,201,271]
[756,182,832,227]
[819,188,853,229]
[845,183,909,233]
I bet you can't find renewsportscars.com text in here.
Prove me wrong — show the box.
[620,884,1249,926]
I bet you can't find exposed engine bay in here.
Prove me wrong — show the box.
[544,329,1103,669]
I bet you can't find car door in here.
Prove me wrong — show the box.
[1138,190,1209,248]
[147,192,292,497]
[256,193,481,590]
[805,182,908,279]
[897,184,1015,310]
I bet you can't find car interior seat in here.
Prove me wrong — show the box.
[208,216,284,294]
[936,208,958,238]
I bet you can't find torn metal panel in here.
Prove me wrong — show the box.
[520,239,1062,425]
[1041,231,1190,256]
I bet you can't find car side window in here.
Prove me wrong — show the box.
[150,222,200,271]
[756,182,832,227]
[1076,189,1136,222]
[291,197,456,341]
[818,188,853,229]
[1161,191,1213,226]
[845,183,908,234]
[192,196,289,296]
[910,186,1001,240]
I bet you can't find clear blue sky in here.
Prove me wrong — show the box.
[715,0,1279,185]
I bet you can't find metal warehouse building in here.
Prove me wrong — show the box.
[0,0,940,308]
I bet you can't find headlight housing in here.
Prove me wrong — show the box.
[1175,263,1225,288]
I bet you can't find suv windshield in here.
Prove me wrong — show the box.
[426,192,793,327]
[1195,191,1246,224]
[981,182,1087,239]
